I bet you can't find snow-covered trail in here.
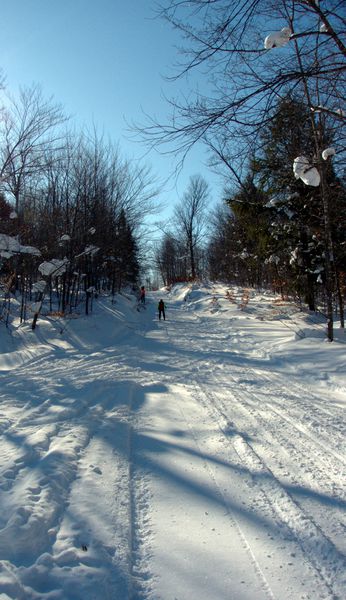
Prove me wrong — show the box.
[134,295,345,600]
[0,287,345,599]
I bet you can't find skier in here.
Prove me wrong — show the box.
[158,299,166,320]
[139,286,146,304]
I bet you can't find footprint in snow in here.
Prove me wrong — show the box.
[90,465,102,475]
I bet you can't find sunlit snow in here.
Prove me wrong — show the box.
[293,155,321,186]
[264,27,291,49]
[0,284,345,599]
[322,147,336,160]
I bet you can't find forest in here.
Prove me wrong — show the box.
[1,0,345,341]
[151,0,346,341]
[0,85,158,328]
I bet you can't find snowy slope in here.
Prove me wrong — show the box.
[0,285,345,599]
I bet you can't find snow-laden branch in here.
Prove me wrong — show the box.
[311,106,345,119]
[293,156,320,187]
[0,233,41,259]
[32,280,46,293]
[264,27,291,49]
[75,245,100,259]
[38,258,69,277]
[322,147,336,160]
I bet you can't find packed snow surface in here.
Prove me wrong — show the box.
[0,283,345,599]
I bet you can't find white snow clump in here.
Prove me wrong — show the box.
[322,147,336,160]
[20,245,41,256]
[0,234,41,258]
[293,156,320,187]
[32,280,47,293]
[264,27,291,49]
[268,254,280,265]
[39,258,69,277]
[265,196,282,208]
[284,207,294,219]
[290,248,299,265]
[75,245,99,258]
[311,106,345,118]
[0,235,21,255]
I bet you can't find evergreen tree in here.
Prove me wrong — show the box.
[255,95,345,313]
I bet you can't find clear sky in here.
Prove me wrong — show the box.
[0,0,224,228]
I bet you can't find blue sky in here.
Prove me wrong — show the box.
[0,0,224,224]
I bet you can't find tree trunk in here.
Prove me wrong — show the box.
[319,169,335,341]
[189,241,196,279]
[336,270,345,329]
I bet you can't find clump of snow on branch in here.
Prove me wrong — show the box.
[265,196,282,208]
[264,27,291,49]
[322,147,336,160]
[290,248,299,265]
[287,192,300,201]
[311,105,345,118]
[32,280,46,293]
[293,156,320,187]
[38,258,69,277]
[0,234,41,258]
[1,234,22,254]
[20,245,41,256]
[284,207,294,219]
[268,254,280,265]
[76,245,99,258]
[88,227,96,235]
[60,234,71,242]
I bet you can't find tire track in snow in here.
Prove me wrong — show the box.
[230,433,345,599]
[163,313,276,599]
[222,377,346,558]
[176,397,276,600]
[242,367,345,454]
[217,368,346,512]
[223,370,346,484]
[191,377,346,599]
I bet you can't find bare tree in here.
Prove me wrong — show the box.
[155,233,187,285]
[173,175,209,279]
[146,1,345,158]
[0,84,67,215]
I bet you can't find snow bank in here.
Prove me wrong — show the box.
[172,282,345,400]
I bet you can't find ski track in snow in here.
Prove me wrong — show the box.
[151,297,345,599]
[0,286,345,599]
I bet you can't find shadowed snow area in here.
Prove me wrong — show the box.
[0,283,345,599]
